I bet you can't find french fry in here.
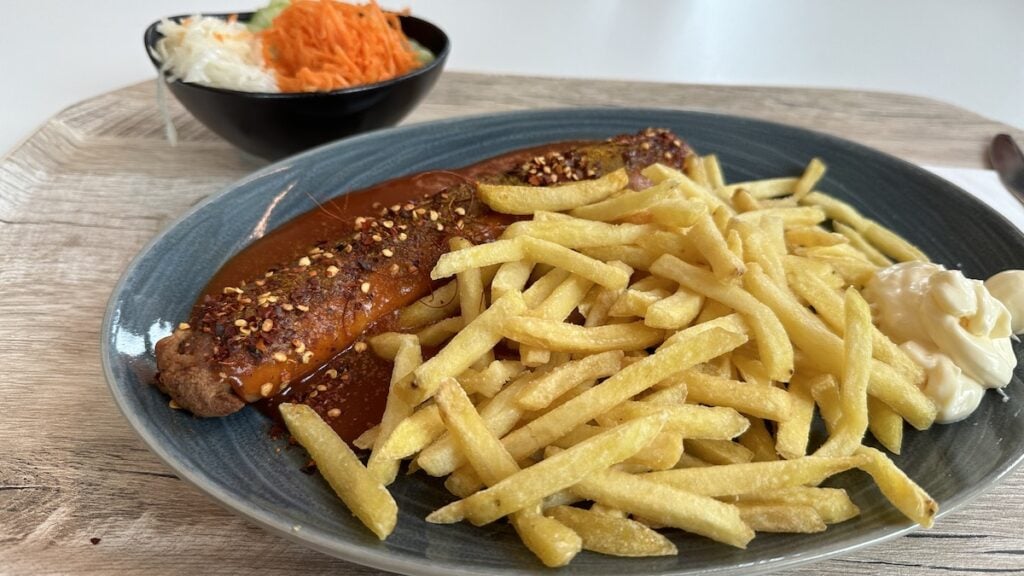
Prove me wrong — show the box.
[681,370,794,421]
[675,453,713,468]
[353,425,379,451]
[693,299,735,324]
[376,404,445,460]
[516,350,623,410]
[804,253,878,287]
[730,188,761,213]
[651,255,793,382]
[648,198,707,228]
[458,360,524,398]
[503,219,655,248]
[518,237,631,289]
[833,221,892,267]
[601,402,750,440]
[785,226,847,249]
[609,288,670,318]
[521,378,597,423]
[684,439,754,465]
[775,375,816,459]
[398,281,459,330]
[810,374,843,435]
[685,154,710,187]
[630,432,685,471]
[636,229,705,265]
[449,238,486,330]
[661,312,750,347]
[369,331,414,360]
[731,217,786,285]
[731,486,860,524]
[417,370,538,477]
[816,289,873,457]
[690,213,746,280]
[629,275,677,293]
[569,178,683,221]
[732,353,772,387]
[792,158,826,201]
[510,510,584,568]
[571,467,755,548]
[554,423,682,471]
[581,245,658,271]
[367,335,422,484]
[868,395,904,455]
[523,268,572,307]
[738,417,778,462]
[580,263,633,327]
[641,164,734,214]
[532,210,575,222]
[491,260,535,302]
[711,205,732,234]
[415,316,464,348]
[432,378,582,567]
[720,177,798,200]
[726,228,744,261]
[502,317,665,354]
[703,154,726,189]
[431,238,526,280]
[402,291,528,404]
[589,503,628,518]
[800,192,928,262]
[279,403,397,540]
[430,414,667,526]
[735,503,826,533]
[480,168,628,215]
[733,206,827,227]
[856,446,938,527]
[433,378,519,486]
[644,456,866,497]
[521,273,595,365]
[546,505,677,557]
[644,288,704,330]
[641,383,688,404]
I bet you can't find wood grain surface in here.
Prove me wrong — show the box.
[2,73,1023,576]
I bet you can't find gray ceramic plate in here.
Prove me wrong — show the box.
[103,108,1024,575]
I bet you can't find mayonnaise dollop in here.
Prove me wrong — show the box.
[863,262,1022,423]
[986,270,1024,334]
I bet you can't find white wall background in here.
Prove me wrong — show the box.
[1,0,1021,156]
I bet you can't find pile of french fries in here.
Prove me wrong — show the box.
[278,154,941,567]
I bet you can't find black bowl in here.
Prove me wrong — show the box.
[144,11,449,160]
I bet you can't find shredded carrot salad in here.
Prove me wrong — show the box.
[260,0,423,92]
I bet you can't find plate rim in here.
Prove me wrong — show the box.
[102,106,1024,576]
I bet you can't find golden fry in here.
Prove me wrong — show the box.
[368,335,422,484]
[502,317,664,354]
[547,505,678,557]
[480,168,628,214]
[403,291,528,404]
[644,456,866,497]
[856,446,938,527]
[652,255,793,382]
[431,414,667,526]
[735,503,826,533]
[279,403,397,540]
[816,289,873,457]
[572,467,754,548]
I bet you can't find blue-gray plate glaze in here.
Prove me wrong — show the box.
[103,108,1024,575]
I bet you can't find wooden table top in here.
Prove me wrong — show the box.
[2,73,1023,575]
